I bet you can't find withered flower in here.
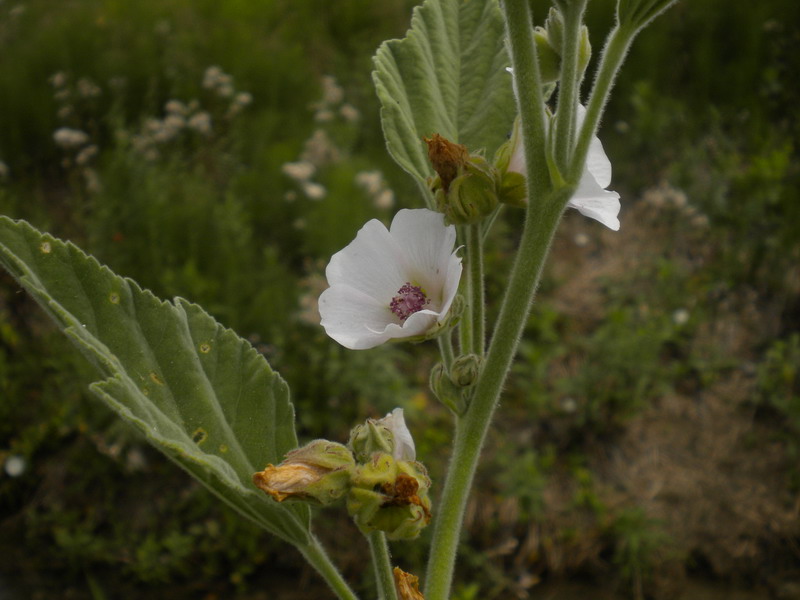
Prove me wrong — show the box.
[252,440,354,505]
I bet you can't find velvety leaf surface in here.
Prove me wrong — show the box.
[0,217,310,545]
[373,0,516,183]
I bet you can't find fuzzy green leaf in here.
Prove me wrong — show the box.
[373,0,516,183]
[0,217,310,546]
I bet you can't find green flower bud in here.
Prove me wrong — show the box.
[252,440,355,505]
[430,362,466,414]
[349,408,416,463]
[435,156,500,225]
[450,353,482,388]
[534,27,561,84]
[542,7,591,76]
[577,24,592,75]
[347,453,432,540]
[545,7,565,55]
[425,134,499,225]
[348,420,394,464]
[493,118,529,209]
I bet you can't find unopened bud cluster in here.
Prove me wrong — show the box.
[430,353,482,414]
[253,409,432,540]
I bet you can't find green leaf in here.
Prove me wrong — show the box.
[0,217,310,546]
[373,0,516,184]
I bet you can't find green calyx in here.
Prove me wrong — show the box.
[346,453,432,540]
[431,155,500,225]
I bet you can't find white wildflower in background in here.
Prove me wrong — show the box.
[83,168,103,194]
[339,103,360,122]
[75,145,98,166]
[301,129,340,167]
[376,408,416,462]
[4,455,26,477]
[319,208,462,350]
[76,78,101,98]
[49,71,67,89]
[573,232,590,247]
[53,127,89,149]
[187,111,212,135]
[0,161,9,179]
[672,308,690,326]
[165,99,188,116]
[373,189,395,210]
[282,161,316,182]
[356,170,383,196]
[509,104,621,231]
[202,65,225,89]
[356,170,395,210]
[302,181,326,200]
[321,75,344,105]
[314,109,335,123]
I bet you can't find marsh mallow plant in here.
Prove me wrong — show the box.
[0,0,680,597]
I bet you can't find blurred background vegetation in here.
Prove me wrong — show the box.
[0,0,798,598]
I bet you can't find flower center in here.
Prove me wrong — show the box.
[390,283,430,322]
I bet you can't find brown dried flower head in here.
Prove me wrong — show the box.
[424,133,468,192]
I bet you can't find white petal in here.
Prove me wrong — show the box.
[380,408,416,462]
[568,173,621,231]
[389,209,457,298]
[318,285,395,349]
[325,219,406,302]
[439,251,463,318]
[586,135,612,189]
[574,104,612,189]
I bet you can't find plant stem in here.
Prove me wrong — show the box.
[368,531,399,600]
[424,191,567,600]
[423,2,571,597]
[467,223,485,356]
[438,332,455,372]
[570,24,636,183]
[300,536,360,600]
[553,0,588,171]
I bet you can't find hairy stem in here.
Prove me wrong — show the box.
[368,531,398,600]
[570,24,636,183]
[300,536,360,600]
[553,0,589,171]
[467,223,485,356]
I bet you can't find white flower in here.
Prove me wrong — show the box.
[507,97,621,230]
[376,408,416,462]
[302,181,326,200]
[53,127,89,149]
[282,161,316,182]
[319,208,462,350]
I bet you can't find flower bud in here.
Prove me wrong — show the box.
[430,363,466,414]
[434,156,500,225]
[348,408,416,463]
[533,27,561,84]
[347,453,432,540]
[425,134,499,225]
[542,7,592,76]
[493,118,529,209]
[450,353,481,388]
[252,440,354,505]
